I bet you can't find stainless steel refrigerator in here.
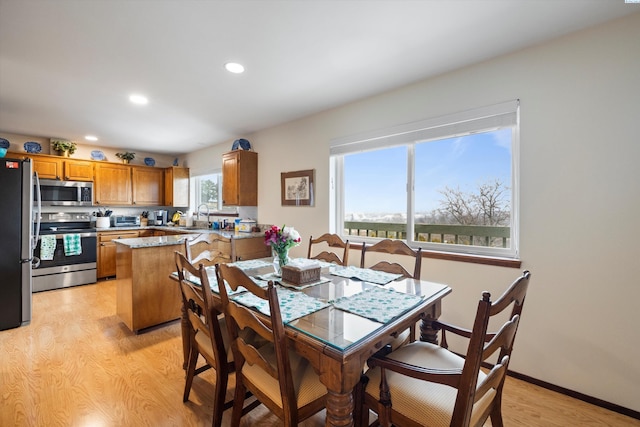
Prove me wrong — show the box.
[0,157,38,330]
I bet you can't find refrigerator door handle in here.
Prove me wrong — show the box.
[32,172,41,254]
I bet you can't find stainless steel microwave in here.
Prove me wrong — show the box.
[37,179,93,206]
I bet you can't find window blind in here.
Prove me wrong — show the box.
[330,100,519,155]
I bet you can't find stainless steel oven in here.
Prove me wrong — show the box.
[32,213,97,292]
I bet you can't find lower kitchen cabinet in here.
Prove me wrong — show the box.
[230,235,271,261]
[97,230,140,278]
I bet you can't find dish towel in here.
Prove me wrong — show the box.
[40,235,57,261]
[63,234,82,256]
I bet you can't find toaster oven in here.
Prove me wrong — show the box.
[111,215,140,227]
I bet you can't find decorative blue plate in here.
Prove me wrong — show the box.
[144,157,155,166]
[0,138,9,149]
[24,141,42,153]
[91,150,106,161]
[173,158,179,166]
[232,138,251,151]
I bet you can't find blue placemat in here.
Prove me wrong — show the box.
[232,287,330,323]
[228,259,272,271]
[332,286,425,323]
[331,266,403,285]
[256,272,331,290]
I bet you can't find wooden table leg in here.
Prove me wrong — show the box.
[326,389,354,427]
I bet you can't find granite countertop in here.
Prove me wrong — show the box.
[113,235,191,249]
[111,226,265,249]
[100,225,265,240]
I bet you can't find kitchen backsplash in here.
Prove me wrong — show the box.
[40,205,259,227]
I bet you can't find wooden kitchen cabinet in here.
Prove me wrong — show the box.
[115,240,183,332]
[25,154,63,180]
[95,163,132,205]
[132,166,164,206]
[164,167,189,207]
[97,230,140,278]
[17,153,93,181]
[63,159,94,181]
[222,150,258,206]
[230,235,271,261]
[138,229,155,238]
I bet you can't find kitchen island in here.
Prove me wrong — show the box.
[113,231,270,333]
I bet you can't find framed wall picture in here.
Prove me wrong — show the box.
[281,169,315,206]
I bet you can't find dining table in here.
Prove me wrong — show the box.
[172,258,451,427]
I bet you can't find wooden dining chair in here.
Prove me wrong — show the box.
[174,251,235,427]
[361,239,422,348]
[359,270,531,427]
[185,232,232,267]
[177,233,233,370]
[216,263,329,427]
[307,233,350,266]
[360,238,422,280]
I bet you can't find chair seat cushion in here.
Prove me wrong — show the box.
[242,343,327,408]
[194,315,233,363]
[365,341,495,427]
[194,316,266,364]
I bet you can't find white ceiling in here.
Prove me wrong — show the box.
[0,1,637,155]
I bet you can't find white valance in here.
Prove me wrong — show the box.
[330,100,519,155]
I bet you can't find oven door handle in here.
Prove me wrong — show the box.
[38,232,97,240]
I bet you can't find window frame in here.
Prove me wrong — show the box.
[192,171,238,214]
[330,100,520,260]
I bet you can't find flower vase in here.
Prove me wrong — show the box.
[273,248,290,275]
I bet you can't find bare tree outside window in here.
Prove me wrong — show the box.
[438,179,510,226]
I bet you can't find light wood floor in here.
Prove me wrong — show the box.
[1,280,638,427]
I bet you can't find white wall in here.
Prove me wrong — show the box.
[184,12,640,411]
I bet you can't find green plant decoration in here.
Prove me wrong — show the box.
[116,152,136,162]
[51,139,77,155]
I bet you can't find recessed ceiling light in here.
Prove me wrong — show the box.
[85,135,98,141]
[224,62,245,74]
[129,94,149,105]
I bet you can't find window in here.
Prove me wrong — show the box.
[193,172,237,213]
[331,100,519,259]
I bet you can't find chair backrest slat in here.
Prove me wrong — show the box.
[184,233,232,267]
[307,233,350,266]
[360,239,422,280]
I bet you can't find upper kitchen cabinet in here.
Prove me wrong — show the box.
[164,167,189,207]
[28,155,62,180]
[94,163,132,205]
[63,159,94,181]
[20,153,93,181]
[222,150,257,206]
[132,166,164,206]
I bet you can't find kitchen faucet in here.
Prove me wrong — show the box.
[197,203,210,223]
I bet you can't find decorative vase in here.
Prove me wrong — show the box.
[122,159,130,164]
[57,150,70,157]
[272,248,290,275]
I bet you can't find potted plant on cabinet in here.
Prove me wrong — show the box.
[116,152,135,164]
[51,139,77,157]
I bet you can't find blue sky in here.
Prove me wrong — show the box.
[344,128,512,214]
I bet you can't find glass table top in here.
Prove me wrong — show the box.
[179,259,450,351]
